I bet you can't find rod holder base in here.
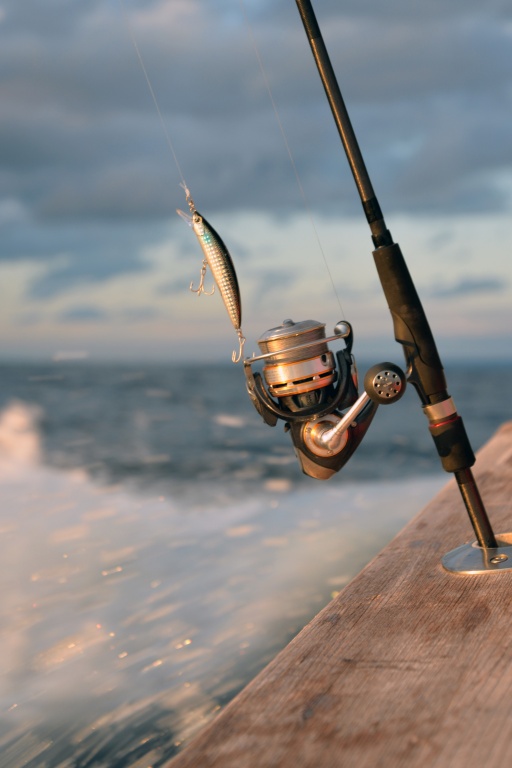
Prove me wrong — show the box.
[442,533,512,574]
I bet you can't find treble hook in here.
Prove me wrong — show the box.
[190,258,215,296]
[232,329,246,364]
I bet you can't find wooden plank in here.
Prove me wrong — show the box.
[167,422,512,768]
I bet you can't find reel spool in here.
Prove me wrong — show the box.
[244,318,406,480]
[257,319,340,405]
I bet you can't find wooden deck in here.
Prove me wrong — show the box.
[167,422,512,767]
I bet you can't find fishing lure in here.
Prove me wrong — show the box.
[177,185,245,363]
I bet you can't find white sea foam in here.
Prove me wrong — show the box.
[0,397,446,763]
[0,400,42,473]
[213,413,247,428]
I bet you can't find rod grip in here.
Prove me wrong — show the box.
[373,242,447,401]
[429,416,476,472]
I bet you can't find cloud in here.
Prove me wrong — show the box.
[16,311,43,327]
[426,276,507,299]
[0,0,511,318]
[1,216,165,297]
[157,277,192,296]
[55,304,162,325]
[248,268,297,304]
[119,307,160,321]
[57,305,108,323]
[26,248,150,299]
[1,0,510,225]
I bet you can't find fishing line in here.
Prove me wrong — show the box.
[118,0,246,364]
[238,0,345,319]
[118,0,188,192]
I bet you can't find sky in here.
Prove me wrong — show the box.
[0,0,511,363]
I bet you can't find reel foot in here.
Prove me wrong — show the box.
[442,533,512,574]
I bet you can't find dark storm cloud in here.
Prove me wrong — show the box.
[0,0,511,293]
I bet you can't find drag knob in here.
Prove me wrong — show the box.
[363,363,406,405]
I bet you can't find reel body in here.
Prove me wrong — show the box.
[244,318,405,480]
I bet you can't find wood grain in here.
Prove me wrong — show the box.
[167,422,512,768]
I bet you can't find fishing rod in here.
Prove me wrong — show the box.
[288,0,512,572]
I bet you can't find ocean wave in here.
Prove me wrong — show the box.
[0,360,505,766]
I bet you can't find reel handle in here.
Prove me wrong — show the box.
[302,362,406,460]
[363,362,406,405]
[315,361,407,445]
[292,361,405,479]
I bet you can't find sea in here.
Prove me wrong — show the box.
[0,360,509,767]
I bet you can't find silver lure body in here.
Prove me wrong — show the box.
[192,211,241,332]
[177,186,245,362]
[183,208,242,333]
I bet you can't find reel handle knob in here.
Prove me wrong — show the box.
[364,362,406,405]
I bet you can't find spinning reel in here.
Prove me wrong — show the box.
[244,318,406,480]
